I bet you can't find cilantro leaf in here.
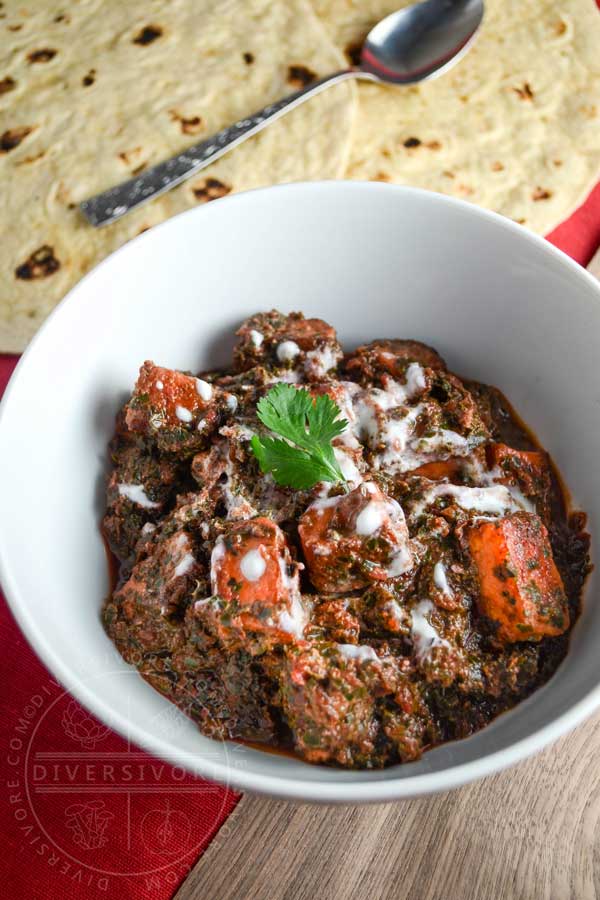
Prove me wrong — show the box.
[250,384,349,490]
[250,436,338,490]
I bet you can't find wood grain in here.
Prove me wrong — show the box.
[176,248,600,900]
[176,712,600,900]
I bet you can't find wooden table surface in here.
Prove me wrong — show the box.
[175,248,600,900]
[176,711,600,900]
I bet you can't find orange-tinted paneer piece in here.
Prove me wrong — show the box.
[211,517,293,607]
[410,458,466,481]
[486,443,547,475]
[467,511,569,643]
[125,362,228,453]
[281,316,337,348]
[487,442,550,493]
[298,483,413,593]
[205,517,306,650]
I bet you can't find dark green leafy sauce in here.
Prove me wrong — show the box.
[101,313,591,768]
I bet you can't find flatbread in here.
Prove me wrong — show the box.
[314,0,600,233]
[0,0,356,351]
[3,0,599,351]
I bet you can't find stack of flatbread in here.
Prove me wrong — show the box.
[1,0,599,351]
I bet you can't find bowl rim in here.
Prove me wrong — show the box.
[2,180,600,803]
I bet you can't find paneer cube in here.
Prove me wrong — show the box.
[210,517,293,606]
[233,311,342,380]
[103,439,181,561]
[486,443,552,516]
[279,643,381,766]
[298,483,413,593]
[125,361,230,453]
[200,517,307,652]
[279,642,426,766]
[115,529,201,627]
[467,512,569,643]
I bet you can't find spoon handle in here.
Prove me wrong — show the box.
[80,70,360,227]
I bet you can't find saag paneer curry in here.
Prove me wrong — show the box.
[102,311,590,768]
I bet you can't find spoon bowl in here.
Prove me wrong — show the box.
[361,0,484,84]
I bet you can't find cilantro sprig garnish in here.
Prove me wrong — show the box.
[250,383,349,490]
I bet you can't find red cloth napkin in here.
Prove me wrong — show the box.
[1,181,599,899]
[547,181,600,264]
[0,356,239,899]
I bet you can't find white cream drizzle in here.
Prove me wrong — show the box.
[276,340,301,362]
[337,643,379,663]
[240,548,267,582]
[333,446,363,486]
[209,538,226,593]
[266,369,302,384]
[309,494,344,514]
[173,553,195,577]
[276,594,307,639]
[249,329,264,348]
[117,483,160,509]
[304,345,340,378]
[195,378,213,402]
[352,363,427,445]
[414,430,476,456]
[355,500,386,536]
[476,463,535,515]
[307,488,413,578]
[403,362,428,396]
[373,364,427,410]
[374,403,426,470]
[278,556,301,595]
[175,405,193,423]
[223,488,258,520]
[384,543,414,577]
[218,455,257,520]
[353,400,379,442]
[332,384,362,450]
[410,599,450,660]
[433,561,453,598]
[344,363,488,473]
[409,482,533,522]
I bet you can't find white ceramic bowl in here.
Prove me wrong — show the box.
[1,182,598,803]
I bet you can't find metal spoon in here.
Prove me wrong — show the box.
[80,0,484,227]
